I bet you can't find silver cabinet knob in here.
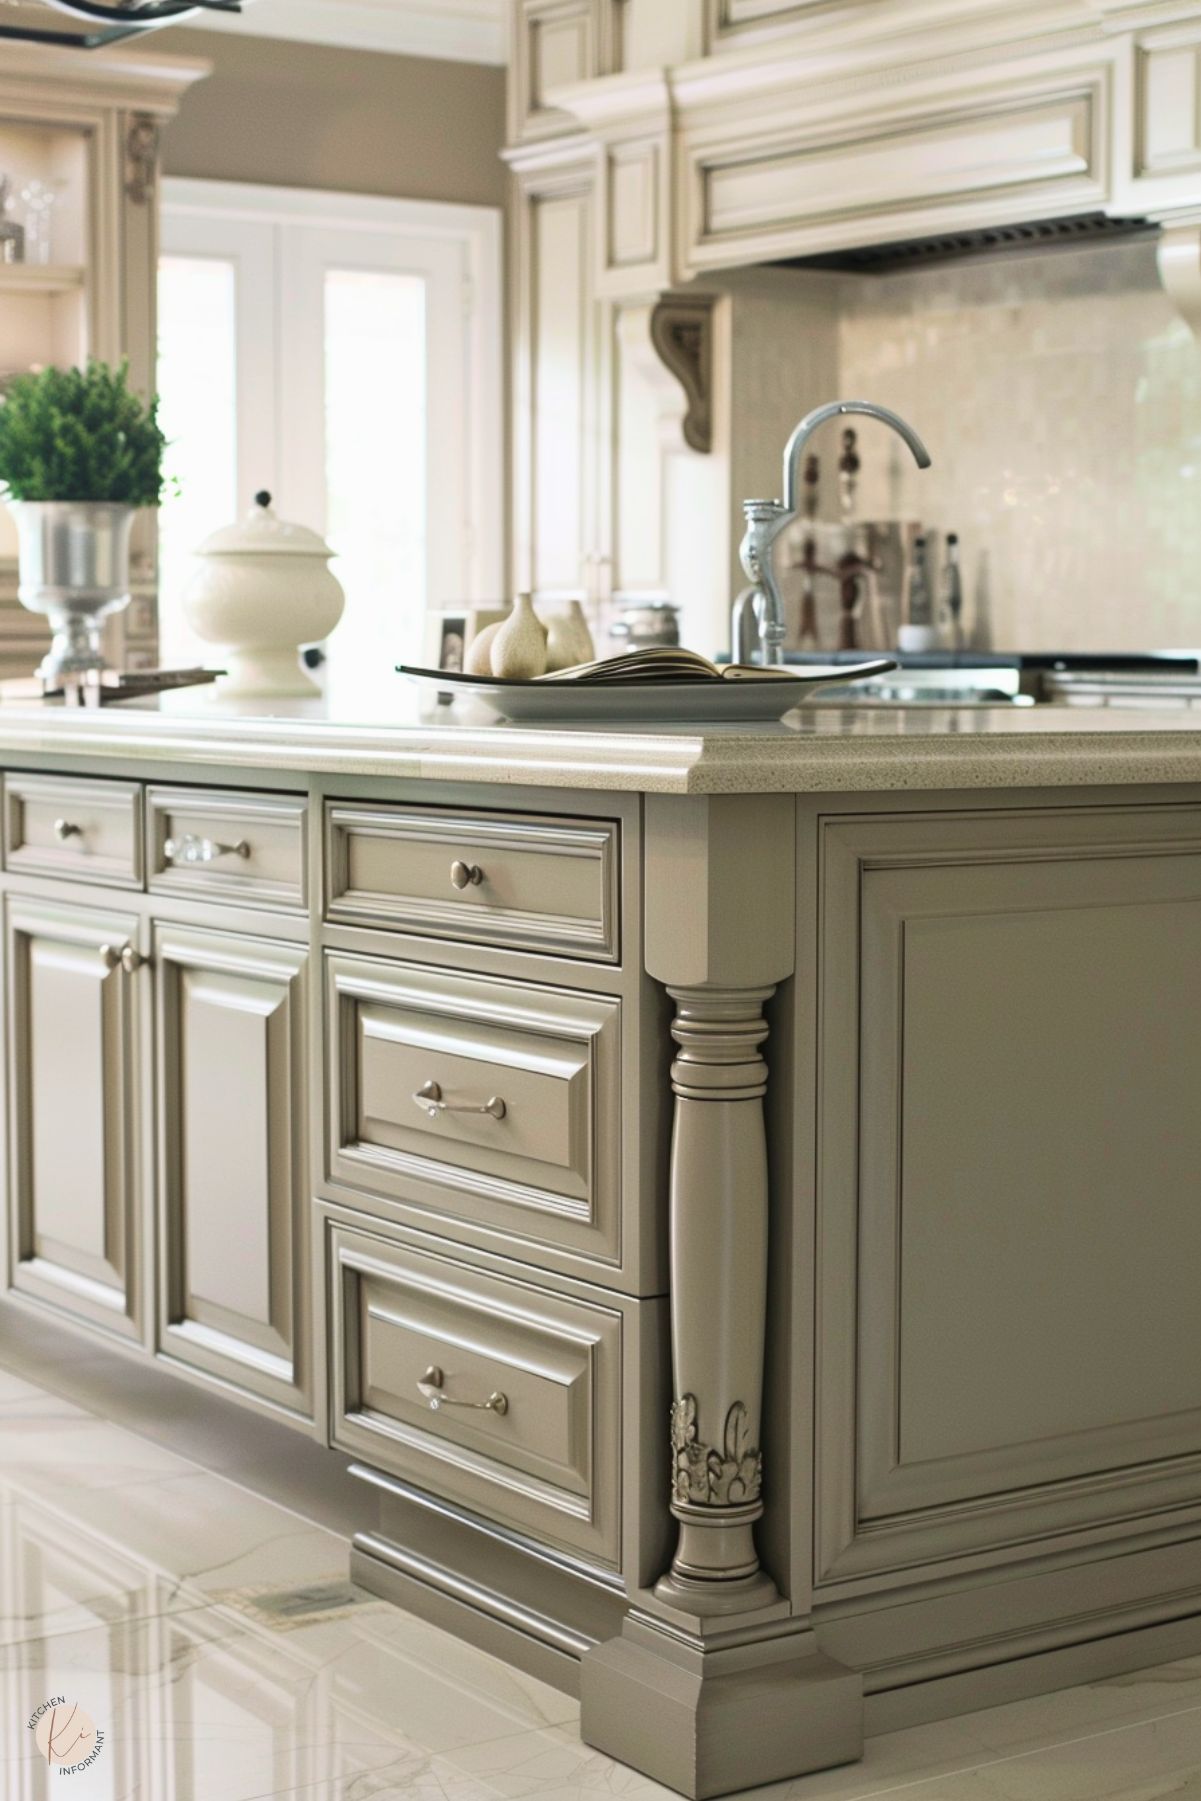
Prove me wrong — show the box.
[54,819,82,843]
[417,1365,508,1416]
[120,945,147,975]
[99,943,121,972]
[165,834,251,866]
[450,860,484,891]
[413,1079,506,1121]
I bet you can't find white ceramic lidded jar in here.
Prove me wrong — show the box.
[183,491,345,698]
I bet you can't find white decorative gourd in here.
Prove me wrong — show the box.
[465,620,502,676]
[489,593,547,679]
[546,599,596,672]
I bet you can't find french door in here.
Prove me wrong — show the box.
[158,180,503,695]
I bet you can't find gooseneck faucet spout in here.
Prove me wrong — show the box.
[782,400,931,513]
[738,400,932,666]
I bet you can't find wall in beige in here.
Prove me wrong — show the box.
[157,30,507,208]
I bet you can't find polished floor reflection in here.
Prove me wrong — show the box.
[2,1363,1201,1799]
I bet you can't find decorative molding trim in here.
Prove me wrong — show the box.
[671,1395,763,1507]
[124,113,160,206]
[650,293,715,453]
[187,0,507,66]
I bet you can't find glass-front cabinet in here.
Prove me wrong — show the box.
[0,43,208,676]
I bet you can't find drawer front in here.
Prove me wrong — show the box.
[329,1220,622,1566]
[327,953,622,1271]
[5,775,142,888]
[148,788,307,910]
[326,804,620,962]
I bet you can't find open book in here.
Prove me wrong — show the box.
[535,648,802,683]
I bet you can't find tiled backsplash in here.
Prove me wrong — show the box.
[834,237,1201,652]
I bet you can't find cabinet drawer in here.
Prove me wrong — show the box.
[325,803,620,962]
[148,788,307,911]
[327,952,622,1273]
[4,775,142,888]
[329,1220,622,1566]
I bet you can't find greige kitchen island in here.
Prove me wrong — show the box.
[2,691,1201,1797]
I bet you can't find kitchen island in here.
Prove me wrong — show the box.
[3,690,1201,1798]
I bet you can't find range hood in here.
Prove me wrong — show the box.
[0,0,240,49]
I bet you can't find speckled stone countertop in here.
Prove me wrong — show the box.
[0,686,1199,794]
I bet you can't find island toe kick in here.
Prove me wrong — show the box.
[5,721,1201,1797]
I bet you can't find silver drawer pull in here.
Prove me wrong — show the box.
[418,1365,508,1416]
[99,943,121,972]
[450,859,484,891]
[54,818,82,843]
[413,1080,506,1122]
[165,833,251,866]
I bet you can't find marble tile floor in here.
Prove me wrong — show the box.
[2,1361,1201,1800]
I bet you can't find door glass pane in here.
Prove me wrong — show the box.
[322,268,427,703]
[156,255,238,668]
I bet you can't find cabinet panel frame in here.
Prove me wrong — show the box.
[324,800,620,963]
[4,888,146,1342]
[146,785,309,914]
[4,773,144,890]
[324,947,624,1278]
[154,917,311,1418]
[327,1213,625,1570]
[509,0,624,143]
[814,802,1201,1593]
[680,43,1118,274]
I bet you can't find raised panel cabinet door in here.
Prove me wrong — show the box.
[5,894,143,1340]
[511,0,623,141]
[816,805,1201,1586]
[513,155,608,610]
[154,922,310,1418]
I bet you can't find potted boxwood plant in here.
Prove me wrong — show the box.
[0,359,168,682]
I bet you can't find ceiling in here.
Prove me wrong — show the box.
[181,0,507,64]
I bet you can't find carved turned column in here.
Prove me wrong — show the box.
[580,794,863,1799]
[656,984,779,1611]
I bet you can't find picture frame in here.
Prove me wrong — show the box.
[422,610,468,673]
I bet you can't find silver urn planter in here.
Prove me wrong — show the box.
[8,499,137,683]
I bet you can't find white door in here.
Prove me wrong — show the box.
[158,181,503,700]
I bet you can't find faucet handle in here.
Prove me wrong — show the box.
[739,498,790,586]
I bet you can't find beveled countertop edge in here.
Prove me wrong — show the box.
[0,704,1198,794]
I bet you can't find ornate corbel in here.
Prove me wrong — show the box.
[125,114,161,207]
[650,292,715,453]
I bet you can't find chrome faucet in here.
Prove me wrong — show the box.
[737,400,932,665]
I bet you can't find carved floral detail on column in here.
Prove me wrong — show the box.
[671,1393,763,1507]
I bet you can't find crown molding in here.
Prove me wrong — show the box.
[185,0,507,65]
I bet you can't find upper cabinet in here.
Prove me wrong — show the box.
[0,43,208,676]
[510,150,606,612]
[509,0,623,141]
[1126,18,1201,212]
[703,0,865,53]
[511,0,1201,286]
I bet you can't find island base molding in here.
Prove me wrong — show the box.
[581,1614,863,1800]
